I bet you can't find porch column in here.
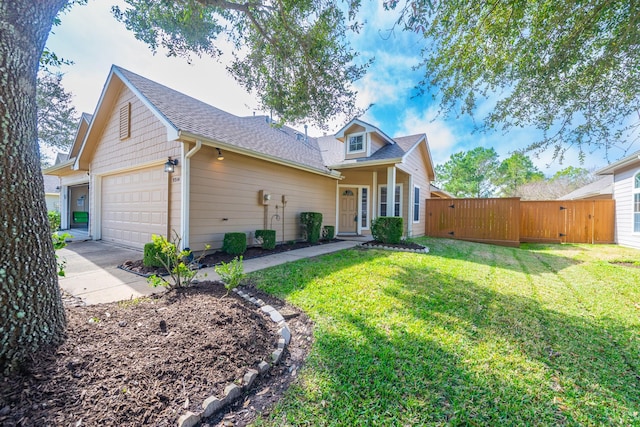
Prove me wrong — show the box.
[386,166,396,216]
[372,171,377,220]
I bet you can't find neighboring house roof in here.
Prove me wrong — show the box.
[84,66,333,176]
[558,176,613,200]
[596,150,640,175]
[430,184,453,199]
[43,175,59,194]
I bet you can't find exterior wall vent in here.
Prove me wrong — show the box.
[119,102,131,140]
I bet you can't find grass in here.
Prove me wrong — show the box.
[249,238,640,426]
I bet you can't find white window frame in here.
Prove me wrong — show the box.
[413,185,421,223]
[360,185,370,230]
[634,171,640,233]
[347,132,366,154]
[378,183,403,217]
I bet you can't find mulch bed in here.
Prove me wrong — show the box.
[120,240,343,277]
[0,282,314,427]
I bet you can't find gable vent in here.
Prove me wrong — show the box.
[119,102,131,140]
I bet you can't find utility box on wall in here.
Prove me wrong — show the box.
[259,190,272,205]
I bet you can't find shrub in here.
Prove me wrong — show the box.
[371,216,404,244]
[255,229,276,250]
[222,232,247,255]
[300,212,323,243]
[322,225,335,240]
[215,256,245,294]
[48,211,61,232]
[147,232,209,290]
[52,232,72,276]
[143,242,168,268]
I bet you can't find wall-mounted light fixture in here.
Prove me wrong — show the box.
[216,148,224,161]
[164,157,178,173]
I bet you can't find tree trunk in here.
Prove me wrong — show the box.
[0,0,68,373]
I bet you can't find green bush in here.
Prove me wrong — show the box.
[322,225,335,240]
[48,211,61,232]
[215,256,245,294]
[144,242,169,268]
[300,212,323,243]
[371,216,404,244]
[222,232,247,255]
[146,232,210,290]
[255,229,276,250]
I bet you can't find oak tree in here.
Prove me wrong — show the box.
[0,0,68,373]
[387,0,640,161]
[37,70,79,167]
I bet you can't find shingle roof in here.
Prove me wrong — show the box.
[318,133,424,166]
[115,67,329,174]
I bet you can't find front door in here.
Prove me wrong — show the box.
[339,187,358,234]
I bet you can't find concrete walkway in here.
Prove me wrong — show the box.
[58,240,360,305]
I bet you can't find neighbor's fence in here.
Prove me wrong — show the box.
[425,198,615,246]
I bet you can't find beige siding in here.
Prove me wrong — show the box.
[398,142,432,237]
[612,164,640,249]
[60,171,90,187]
[169,172,182,239]
[90,85,180,175]
[189,146,337,251]
[344,124,368,161]
[369,133,387,155]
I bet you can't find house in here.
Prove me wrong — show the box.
[596,151,640,250]
[43,175,61,212]
[45,65,436,251]
[558,175,613,200]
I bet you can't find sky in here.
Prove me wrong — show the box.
[45,0,637,175]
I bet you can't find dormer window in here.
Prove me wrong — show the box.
[347,133,365,154]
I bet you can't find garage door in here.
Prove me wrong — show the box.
[101,166,167,249]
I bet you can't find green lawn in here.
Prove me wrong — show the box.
[250,238,640,426]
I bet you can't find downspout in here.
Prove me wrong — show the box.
[180,140,202,249]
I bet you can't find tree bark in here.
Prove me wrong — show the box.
[0,0,68,373]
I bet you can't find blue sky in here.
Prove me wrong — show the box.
[46,0,637,175]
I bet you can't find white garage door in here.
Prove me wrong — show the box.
[101,166,167,249]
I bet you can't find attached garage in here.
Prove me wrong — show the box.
[101,166,168,249]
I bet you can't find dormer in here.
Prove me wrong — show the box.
[335,119,395,160]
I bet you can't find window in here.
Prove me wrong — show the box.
[413,186,420,222]
[361,188,368,228]
[347,134,364,153]
[379,184,402,217]
[634,173,640,233]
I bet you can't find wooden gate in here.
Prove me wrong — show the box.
[520,200,615,244]
[425,198,615,246]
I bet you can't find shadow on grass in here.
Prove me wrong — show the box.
[251,243,640,426]
[417,237,582,274]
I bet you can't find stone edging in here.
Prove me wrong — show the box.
[360,243,430,254]
[177,287,291,427]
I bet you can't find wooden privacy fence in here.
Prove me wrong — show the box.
[425,198,615,247]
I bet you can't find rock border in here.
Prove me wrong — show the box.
[177,287,291,427]
[360,243,430,254]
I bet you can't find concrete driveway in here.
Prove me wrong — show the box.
[57,241,160,305]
